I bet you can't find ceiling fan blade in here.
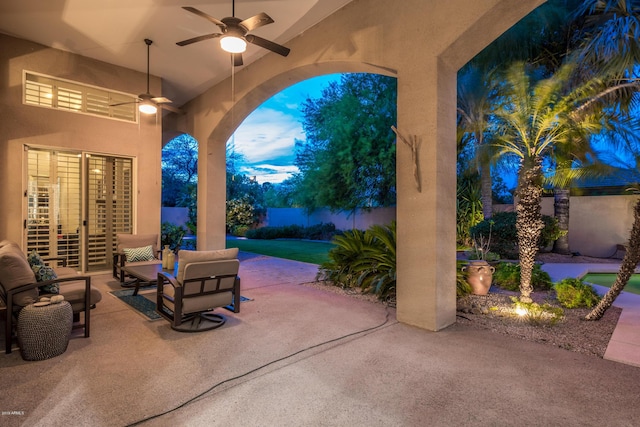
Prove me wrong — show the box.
[151,96,172,104]
[176,33,221,47]
[110,101,138,107]
[245,34,290,57]
[239,12,274,32]
[233,53,243,67]
[182,6,226,30]
[161,104,183,114]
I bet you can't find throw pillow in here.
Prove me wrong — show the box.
[27,251,60,294]
[123,245,155,262]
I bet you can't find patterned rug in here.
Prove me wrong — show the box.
[108,287,251,321]
[108,287,161,320]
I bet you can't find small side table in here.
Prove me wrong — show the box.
[17,301,73,361]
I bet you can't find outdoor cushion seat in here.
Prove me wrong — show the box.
[113,233,162,283]
[0,240,101,354]
[156,248,240,332]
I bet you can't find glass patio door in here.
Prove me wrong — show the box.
[85,155,133,272]
[26,148,82,268]
[25,148,133,272]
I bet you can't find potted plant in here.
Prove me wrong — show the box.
[161,222,186,253]
[461,230,496,295]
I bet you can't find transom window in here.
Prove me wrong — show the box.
[23,71,138,123]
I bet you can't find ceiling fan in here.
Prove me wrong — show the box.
[111,39,180,115]
[176,1,290,67]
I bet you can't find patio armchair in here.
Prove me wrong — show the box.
[113,233,162,283]
[156,248,240,332]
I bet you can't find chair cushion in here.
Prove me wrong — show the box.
[176,248,239,283]
[54,267,80,278]
[0,244,39,306]
[27,251,59,294]
[56,281,103,312]
[116,234,159,255]
[123,245,155,262]
[162,285,233,314]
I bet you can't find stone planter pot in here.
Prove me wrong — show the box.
[462,260,495,295]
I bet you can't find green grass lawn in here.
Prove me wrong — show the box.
[226,238,335,265]
[582,273,640,296]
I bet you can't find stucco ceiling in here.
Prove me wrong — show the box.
[0,0,353,108]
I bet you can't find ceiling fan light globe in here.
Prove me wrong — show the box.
[220,36,247,53]
[139,102,157,115]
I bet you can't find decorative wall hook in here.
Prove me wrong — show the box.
[391,126,422,192]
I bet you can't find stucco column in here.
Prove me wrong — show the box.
[396,57,458,331]
[197,135,227,250]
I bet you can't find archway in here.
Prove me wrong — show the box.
[171,0,545,332]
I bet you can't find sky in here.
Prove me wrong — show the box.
[228,74,342,184]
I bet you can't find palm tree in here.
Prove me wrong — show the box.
[574,0,640,77]
[548,143,597,255]
[457,65,498,219]
[492,61,637,302]
[550,0,640,257]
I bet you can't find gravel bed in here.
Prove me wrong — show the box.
[304,265,622,359]
[456,289,621,358]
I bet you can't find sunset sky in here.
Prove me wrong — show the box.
[229,73,341,184]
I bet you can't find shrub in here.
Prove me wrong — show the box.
[319,221,396,300]
[318,228,367,289]
[303,222,337,240]
[540,215,565,249]
[245,225,303,239]
[465,249,501,262]
[245,223,339,241]
[456,174,484,247]
[554,278,601,308]
[231,225,250,237]
[161,222,186,252]
[470,212,563,259]
[245,226,280,239]
[226,197,256,233]
[493,262,552,292]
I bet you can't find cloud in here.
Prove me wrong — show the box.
[228,74,342,184]
[239,164,299,184]
[232,107,303,163]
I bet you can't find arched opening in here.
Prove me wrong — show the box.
[161,133,199,249]
[173,0,545,332]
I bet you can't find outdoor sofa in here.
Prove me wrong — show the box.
[0,240,102,354]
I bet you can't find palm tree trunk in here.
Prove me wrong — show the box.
[552,187,571,254]
[516,158,544,303]
[480,158,493,220]
[586,198,640,320]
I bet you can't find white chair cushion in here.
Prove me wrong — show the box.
[176,248,239,283]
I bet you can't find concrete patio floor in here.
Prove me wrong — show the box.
[2,253,640,426]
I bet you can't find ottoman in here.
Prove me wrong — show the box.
[17,301,73,361]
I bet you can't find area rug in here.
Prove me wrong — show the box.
[108,287,252,321]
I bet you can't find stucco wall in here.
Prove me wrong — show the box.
[0,34,163,268]
[540,195,639,258]
[264,207,396,231]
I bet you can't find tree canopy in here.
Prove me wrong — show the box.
[293,73,397,213]
[162,134,198,207]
